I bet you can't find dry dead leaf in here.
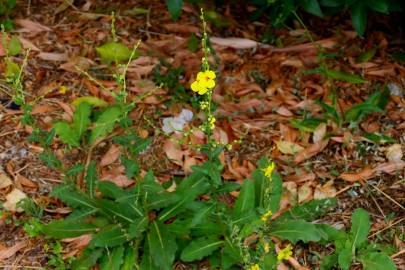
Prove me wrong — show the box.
[276,106,294,117]
[100,144,121,167]
[15,19,51,32]
[16,174,38,188]
[163,139,184,166]
[386,144,403,162]
[313,123,327,143]
[0,241,27,260]
[0,173,12,189]
[3,188,27,212]
[59,56,94,72]
[374,161,405,175]
[298,182,313,203]
[275,141,304,155]
[339,167,374,182]
[210,36,259,49]
[314,180,337,199]
[294,139,329,164]
[37,52,69,61]
[62,234,92,249]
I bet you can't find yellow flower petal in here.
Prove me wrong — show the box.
[198,87,208,95]
[205,70,216,79]
[197,71,205,81]
[191,81,200,92]
[205,79,215,88]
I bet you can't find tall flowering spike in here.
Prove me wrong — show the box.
[277,244,293,261]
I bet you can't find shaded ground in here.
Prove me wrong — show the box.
[0,0,404,269]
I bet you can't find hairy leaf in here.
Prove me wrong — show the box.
[42,220,96,239]
[148,221,177,270]
[72,96,108,108]
[89,106,122,144]
[99,245,125,270]
[96,42,132,63]
[85,160,97,198]
[90,225,128,248]
[73,102,91,139]
[350,208,370,249]
[269,220,322,243]
[359,252,396,270]
[325,69,366,83]
[53,121,80,147]
[233,179,255,217]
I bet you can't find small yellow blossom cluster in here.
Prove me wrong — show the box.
[199,100,209,110]
[208,115,216,130]
[262,162,275,179]
[261,210,272,222]
[191,70,216,95]
[264,242,270,253]
[249,264,260,270]
[277,244,293,261]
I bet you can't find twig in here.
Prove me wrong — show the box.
[369,217,405,238]
[370,184,405,210]
[391,248,405,259]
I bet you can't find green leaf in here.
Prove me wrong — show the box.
[269,172,283,213]
[377,85,390,110]
[269,220,322,243]
[345,103,382,123]
[351,2,368,37]
[65,164,85,176]
[337,248,352,270]
[277,198,337,222]
[166,0,183,20]
[180,236,223,262]
[359,252,396,270]
[42,220,96,239]
[90,225,128,248]
[300,0,323,17]
[96,42,132,63]
[121,156,140,178]
[350,208,370,249]
[121,246,137,270]
[290,118,325,132]
[140,239,159,270]
[362,132,395,144]
[317,100,341,124]
[71,248,104,270]
[325,69,366,83]
[53,121,80,147]
[128,217,149,238]
[320,254,338,270]
[72,96,109,108]
[357,48,377,63]
[99,245,125,270]
[89,106,123,144]
[97,181,128,200]
[51,184,98,211]
[366,0,389,14]
[97,199,143,223]
[85,160,97,198]
[233,179,255,217]
[39,152,62,169]
[148,221,177,270]
[73,102,91,138]
[8,36,21,56]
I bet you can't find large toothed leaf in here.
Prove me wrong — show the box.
[73,102,92,138]
[269,220,322,243]
[53,121,80,147]
[89,106,123,144]
[148,221,177,270]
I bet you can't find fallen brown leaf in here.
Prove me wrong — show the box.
[339,167,374,182]
[3,188,27,212]
[100,144,121,167]
[15,19,51,32]
[0,173,12,189]
[0,241,27,260]
[294,139,329,164]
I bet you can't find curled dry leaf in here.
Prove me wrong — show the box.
[294,139,329,164]
[276,106,294,117]
[339,167,374,182]
[62,234,92,249]
[275,140,304,155]
[100,144,121,167]
[386,144,403,162]
[3,188,27,212]
[314,180,337,200]
[16,174,38,188]
[210,36,259,49]
[0,241,27,260]
[0,173,12,189]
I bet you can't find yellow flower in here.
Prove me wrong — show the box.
[59,86,68,94]
[191,70,216,95]
[249,264,260,270]
[261,210,272,221]
[208,115,216,130]
[262,162,275,178]
[264,242,270,253]
[277,244,293,261]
